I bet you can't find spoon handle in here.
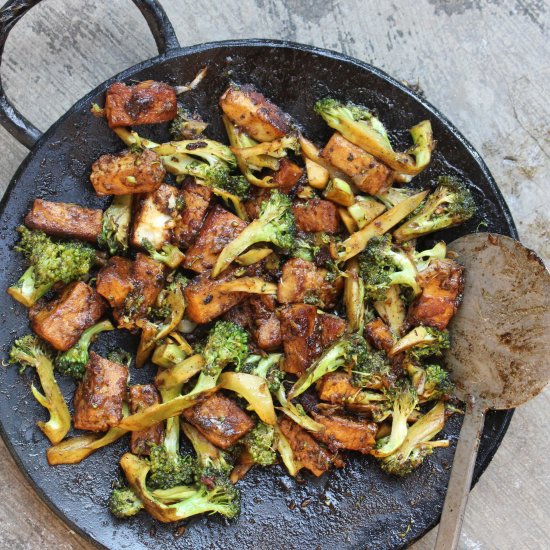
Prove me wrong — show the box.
[435,402,486,550]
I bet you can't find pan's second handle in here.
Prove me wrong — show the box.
[435,401,486,550]
[0,0,180,149]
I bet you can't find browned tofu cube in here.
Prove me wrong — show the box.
[278,416,340,476]
[183,206,247,273]
[130,184,179,250]
[183,393,254,449]
[278,258,343,309]
[24,199,102,243]
[90,149,165,196]
[407,259,464,330]
[311,413,377,454]
[248,295,282,351]
[244,187,272,220]
[272,159,303,192]
[96,256,133,308]
[173,178,212,248]
[365,317,395,353]
[319,314,347,347]
[184,268,247,324]
[220,84,288,142]
[316,372,358,404]
[105,80,177,127]
[73,352,128,432]
[321,133,392,195]
[292,199,340,233]
[29,282,107,351]
[129,384,164,455]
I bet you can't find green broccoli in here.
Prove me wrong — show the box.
[98,194,133,255]
[8,227,96,307]
[242,422,277,466]
[358,234,421,301]
[421,364,453,402]
[413,241,447,272]
[109,486,144,518]
[9,335,71,444]
[169,105,208,140]
[372,379,418,458]
[350,348,392,389]
[379,401,448,476]
[237,353,284,393]
[390,326,451,360]
[375,187,417,208]
[288,333,369,399]
[55,320,114,379]
[120,452,240,522]
[107,348,133,368]
[147,444,196,490]
[212,191,295,276]
[189,321,249,395]
[141,239,185,269]
[393,176,476,242]
[291,232,332,262]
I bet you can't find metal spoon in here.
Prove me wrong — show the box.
[434,233,550,549]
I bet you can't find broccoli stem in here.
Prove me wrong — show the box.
[7,266,53,307]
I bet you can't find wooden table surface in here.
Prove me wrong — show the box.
[0,0,548,548]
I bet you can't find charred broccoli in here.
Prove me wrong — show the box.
[9,335,71,444]
[109,486,144,518]
[55,320,114,379]
[98,194,133,255]
[350,348,392,389]
[393,176,475,242]
[212,191,295,276]
[358,234,421,300]
[8,227,96,307]
[243,422,277,466]
[169,105,208,140]
[421,364,453,402]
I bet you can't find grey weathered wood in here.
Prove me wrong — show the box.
[0,0,548,548]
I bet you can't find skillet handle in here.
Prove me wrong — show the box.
[0,0,180,149]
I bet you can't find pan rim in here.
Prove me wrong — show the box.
[0,38,516,550]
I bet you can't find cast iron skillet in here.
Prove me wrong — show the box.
[0,1,517,548]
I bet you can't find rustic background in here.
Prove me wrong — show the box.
[0,0,548,548]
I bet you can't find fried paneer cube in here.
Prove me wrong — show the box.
[278,416,340,477]
[278,258,343,309]
[364,317,395,353]
[24,199,102,243]
[183,205,247,273]
[183,393,254,449]
[96,256,133,308]
[73,352,128,432]
[129,384,164,456]
[90,149,165,196]
[131,183,179,250]
[279,304,346,375]
[311,412,377,454]
[321,132,393,195]
[407,258,464,330]
[184,268,247,324]
[173,178,212,249]
[105,80,177,127]
[29,282,107,351]
[292,199,340,233]
[220,84,288,142]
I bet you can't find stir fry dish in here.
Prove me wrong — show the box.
[6,72,476,524]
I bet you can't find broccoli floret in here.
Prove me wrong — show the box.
[169,105,208,140]
[107,348,133,368]
[413,241,447,272]
[9,335,71,444]
[212,191,295,276]
[350,348,392,389]
[237,353,284,393]
[109,486,144,518]
[372,379,418,457]
[243,422,277,466]
[393,176,476,242]
[289,333,369,399]
[358,234,421,301]
[189,321,249,395]
[291,232,332,262]
[391,326,451,360]
[141,239,184,269]
[98,194,133,255]
[55,320,114,379]
[120,453,240,521]
[379,401,448,476]
[8,227,96,307]
[421,364,453,402]
[314,98,433,176]
[147,444,196,490]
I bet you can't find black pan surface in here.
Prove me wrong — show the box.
[0,40,517,550]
